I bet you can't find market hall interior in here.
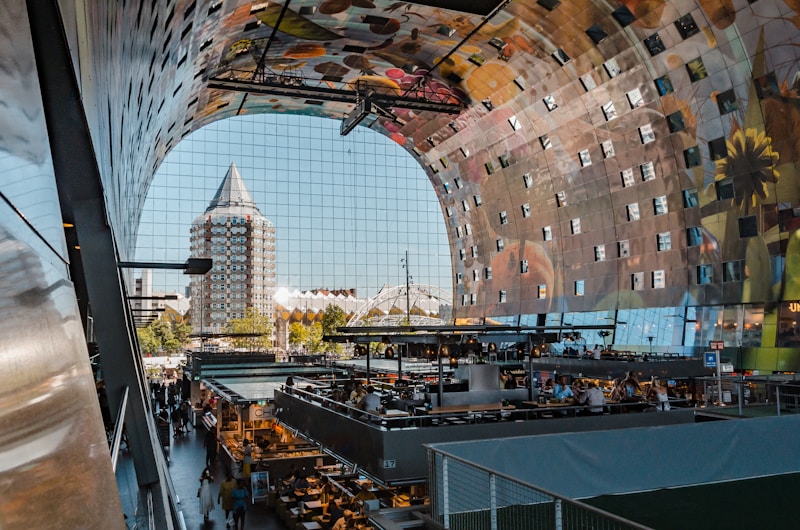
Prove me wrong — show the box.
[2,0,800,528]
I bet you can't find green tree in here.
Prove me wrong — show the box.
[288,321,310,350]
[307,322,324,353]
[137,326,160,355]
[224,307,273,351]
[171,319,193,347]
[321,305,347,354]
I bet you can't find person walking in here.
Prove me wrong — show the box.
[204,429,217,467]
[218,471,237,528]
[231,478,249,530]
[198,467,215,521]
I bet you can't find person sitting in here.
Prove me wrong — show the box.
[358,385,381,412]
[647,378,671,411]
[553,376,574,402]
[577,381,606,415]
[353,485,377,504]
[349,383,365,404]
[332,509,353,530]
[622,371,642,401]
[542,378,555,394]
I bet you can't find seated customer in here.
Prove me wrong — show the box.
[577,381,606,415]
[358,385,381,412]
[331,509,354,530]
[553,375,574,402]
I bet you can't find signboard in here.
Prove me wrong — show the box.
[250,471,270,503]
[709,340,725,350]
[704,352,718,368]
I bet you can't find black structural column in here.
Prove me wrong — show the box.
[26,0,162,487]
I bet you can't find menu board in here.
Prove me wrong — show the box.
[250,471,270,503]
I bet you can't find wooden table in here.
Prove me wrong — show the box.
[300,523,322,530]
[304,500,323,511]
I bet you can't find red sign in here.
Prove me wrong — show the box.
[709,340,725,350]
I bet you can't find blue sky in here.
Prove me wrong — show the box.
[135,114,452,299]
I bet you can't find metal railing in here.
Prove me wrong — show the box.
[427,449,651,530]
[696,375,800,417]
[110,385,129,471]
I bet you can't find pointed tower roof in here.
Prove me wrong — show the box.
[205,162,259,213]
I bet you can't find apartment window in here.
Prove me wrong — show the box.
[602,140,615,158]
[460,146,470,158]
[641,161,656,181]
[654,195,668,215]
[456,226,463,238]
[484,267,492,280]
[657,232,672,251]
[675,13,699,39]
[684,146,701,167]
[697,264,713,284]
[473,195,482,207]
[627,88,644,108]
[453,177,462,189]
[521,203,531,218]
[602,101,618,121]
[612,5,635,26]
[716,178,734,200]
[687,57,707,82]
[523,173,533,188]
[755,72,779,100]
[521,259,529,274]
[627,203,641,221]
[667,111,685,133]
[632,272,645,291]
[687,226,703,246]
[499,211,508,225]
[580,73,597,92]
[579,149,592,167]
[644,33,665,56]
[739,216,759,238]
[544,94,558,111]
[556,191,567,207]
[723,261,743,282]
[508,115,522,131]
[639,123,655,144]
[570,218,581,234]
[655,75,674,96]
[553,48,570,65]
[465,223,472,236]
[619,240,630,257]
[461,294,469,306]
[540,134,552,149]
[499,290,507,303]
[586,24,607,44]
[652,270,666,289]
[575,280,585,296]
[485,161,495,174]
[538,284,547,299]
[471,245,478,257]
[709,137,727,160]
[473,270,480,282]
[543,226,553,241]
[440,156,449,168]
[459,248,466,261]
[717,89,738,115]
[604,58,621,78]
[457,273,463,284]
[621,168,636,187]
[446,206,453,217]
[496,238,504,251]
[462,200,470,212]
[499,153,511,168]
[594,245,606,261]
[444,182,451,194]
[683,188,699,208]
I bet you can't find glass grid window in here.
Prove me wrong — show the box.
[139,113,451,312]
[570,218,581,234]
[641,162,656,181]
[602,140,615,158]
[464,223,472,235]
[697,264,713,284]
[627,88,644,108]
[602,101,618,121]
[652,270,665,289]
[639,124,655,144]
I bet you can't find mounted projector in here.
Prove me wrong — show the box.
[340,97,371,136]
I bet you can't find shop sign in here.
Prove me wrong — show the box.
[704,352,717,368]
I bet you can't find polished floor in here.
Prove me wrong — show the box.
[117,422,283,529]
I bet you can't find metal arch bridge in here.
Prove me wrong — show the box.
[346,284,452,328]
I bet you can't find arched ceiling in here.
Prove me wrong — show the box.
[82,0,800,323]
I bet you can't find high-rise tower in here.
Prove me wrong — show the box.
[189,162,276,339]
